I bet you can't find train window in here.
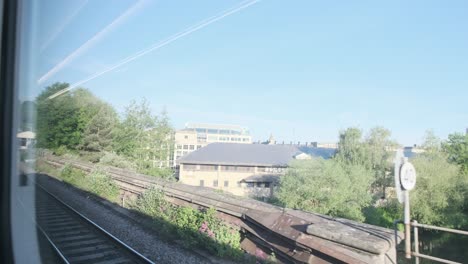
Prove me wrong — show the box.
[3,1,468,263]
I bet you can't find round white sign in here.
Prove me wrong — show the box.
[400,162,417,190]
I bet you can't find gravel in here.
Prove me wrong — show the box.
[34,173,213,264]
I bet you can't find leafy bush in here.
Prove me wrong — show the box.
[132,187,172,220]
[277,158,373,221]
[132,188,242,259]
[86,170,120,202]
[60,164,86,186]
[363,199,402,229]
[99,152,136,170]
[53,145,69,156]
[140,167,175,180]
[410,152,467,228]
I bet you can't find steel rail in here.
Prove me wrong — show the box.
[35,182,154,264]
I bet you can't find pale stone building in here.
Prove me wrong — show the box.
[173,123,251,166]
[178,143,317,197]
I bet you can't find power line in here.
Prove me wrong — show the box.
[47,0,261,100]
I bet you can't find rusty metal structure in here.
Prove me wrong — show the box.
[42,155,402,263]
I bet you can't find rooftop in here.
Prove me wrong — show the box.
[178,143,335,166]
[184,122,250,135]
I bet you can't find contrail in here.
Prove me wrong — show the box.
[40,0,89,52]
[48,0,261,100]
[39,0,148,85]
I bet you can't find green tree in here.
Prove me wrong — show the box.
[365,127,398,197]
[79,102,118,152]
[410,151,467,228]
[443,132,468,174]
[36,83,83,149]
[335,127,368,167]
[36,82,119,152]
[335,127,397,198]
[421,129,441,153]
[276,158,374,221]
[113,100,174,175]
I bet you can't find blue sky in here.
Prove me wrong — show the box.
[32,0,468,145]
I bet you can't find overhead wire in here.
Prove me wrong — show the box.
[47,0,261,100]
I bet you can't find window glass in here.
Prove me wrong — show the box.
[10,1,468,263]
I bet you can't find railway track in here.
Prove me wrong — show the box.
[35,183,154,264]
[41,155,401,264]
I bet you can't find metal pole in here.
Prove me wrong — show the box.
[413,220,419,264]
[394,219,402,258]
[404,190,411,259]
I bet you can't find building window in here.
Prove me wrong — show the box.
[264,182,270,188]
[189,145,195,150]
[177,144,182,149]
[221,165,252,172]
[197,145,202,149]
[184,135,188,139]
[183,145,188,150]
[200,180,204,187]
[184,164,197,170]
[246,182,254,188]
[242,138,249,142]
[199,165,217,171]
[207,135,218,141]
[263,167,284,173]
[207,129,217,134]
[224,180,229,187]
[213,180,218,187]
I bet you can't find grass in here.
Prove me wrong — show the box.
[130,187,244,260]
[37,161,120,203]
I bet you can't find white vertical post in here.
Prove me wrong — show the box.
[404,190,411,259]
[413,220,419,264]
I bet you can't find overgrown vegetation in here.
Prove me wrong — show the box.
[86,170,120,202]
[36,162,121,203]
[131,187,243,259]
[276,128,468,230]
[36,82,175,180]
[277,158,373,221]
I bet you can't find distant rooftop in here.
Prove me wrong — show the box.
[178,143,335,166]
[184,122,250,135]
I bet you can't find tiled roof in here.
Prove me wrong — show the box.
[178,143,335,166]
